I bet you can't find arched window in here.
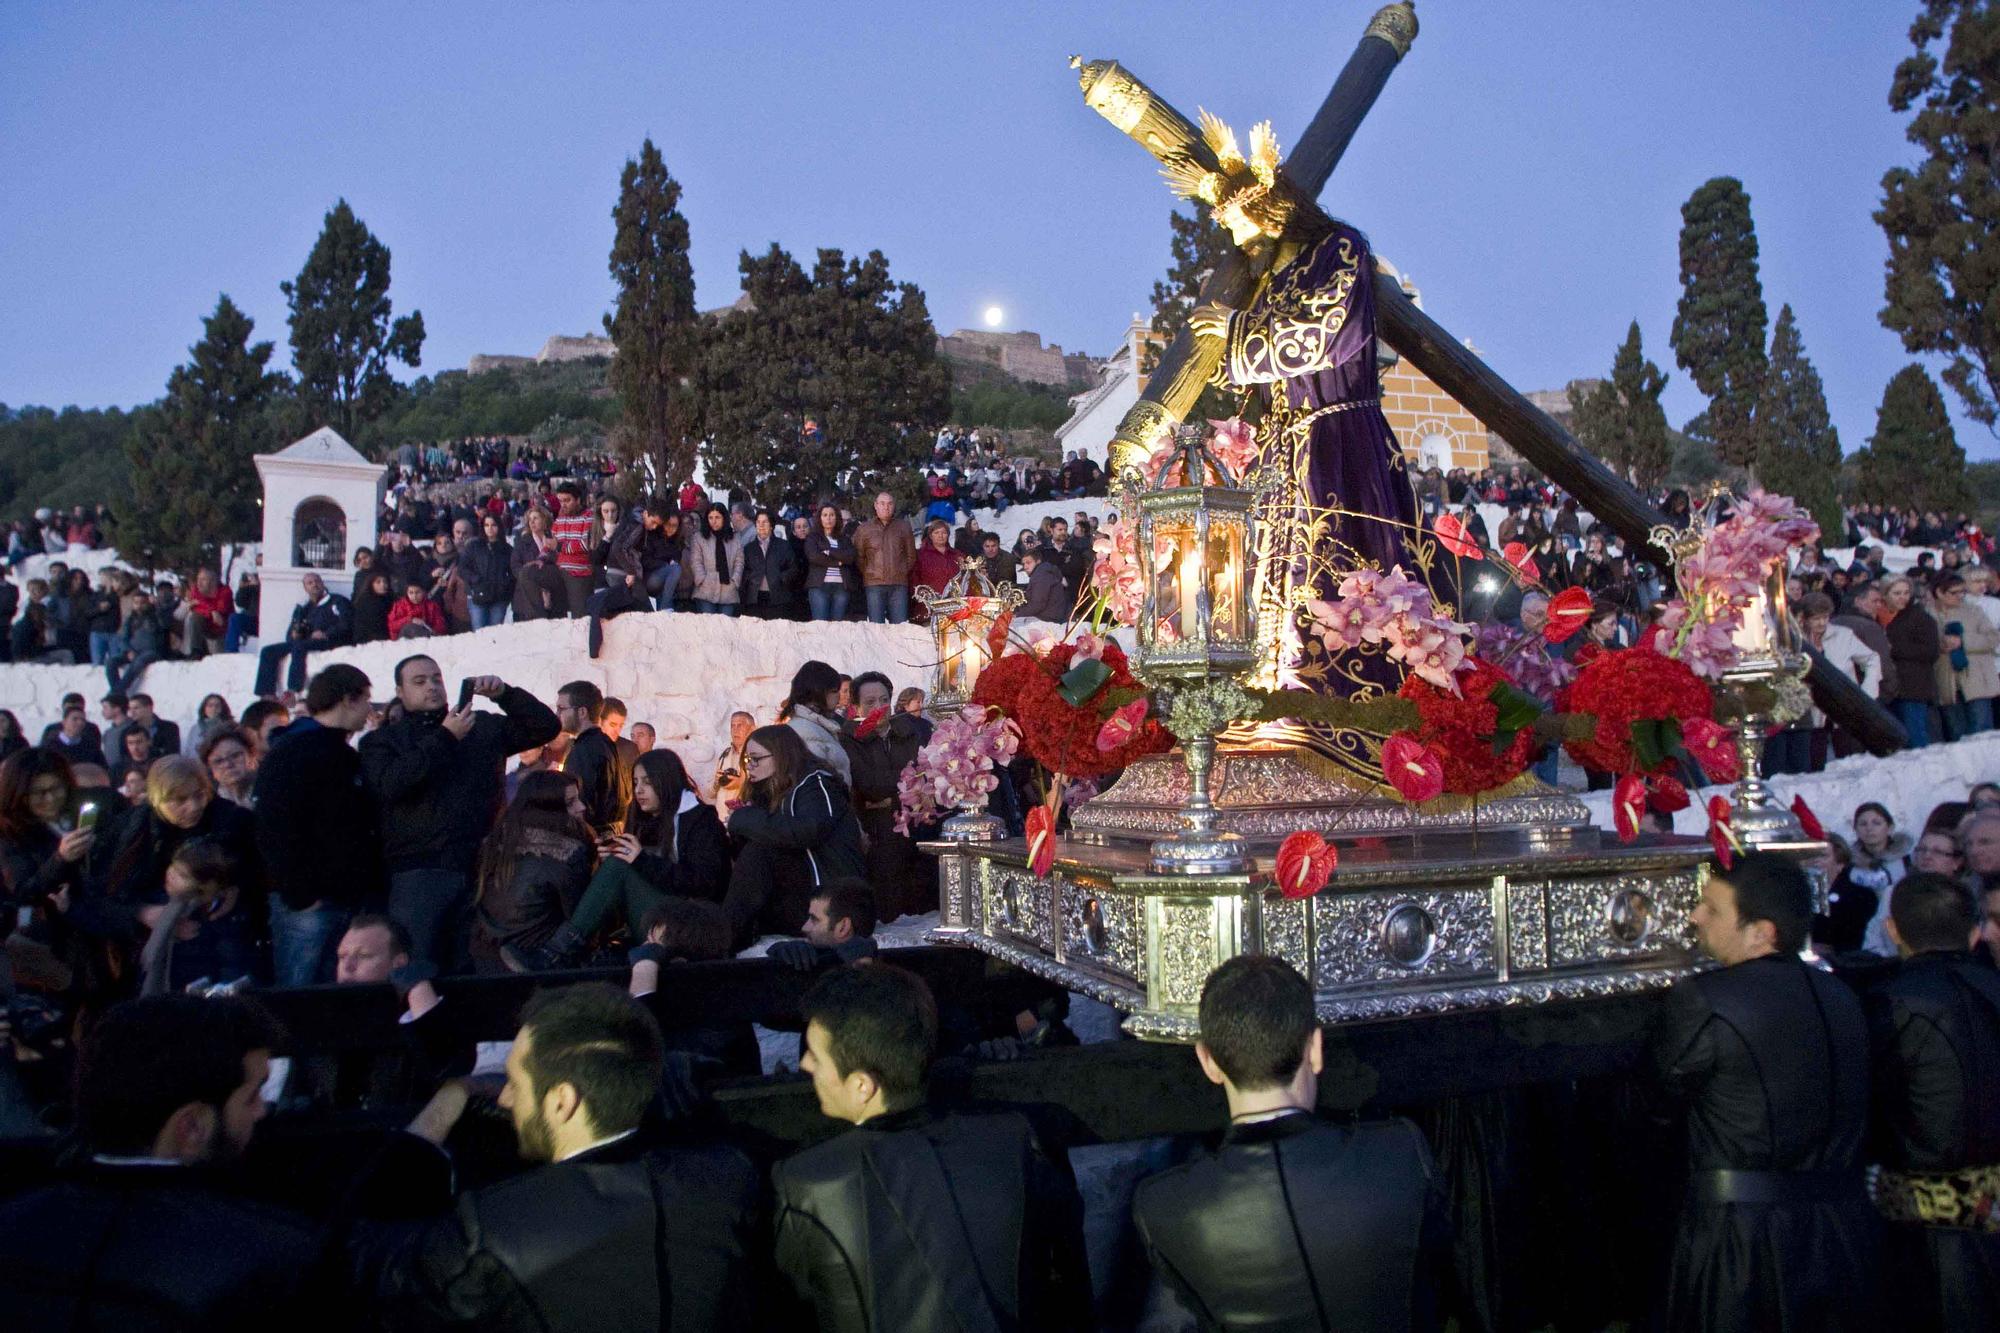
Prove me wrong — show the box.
[292,498,347,570]
[1417,433,1454,473]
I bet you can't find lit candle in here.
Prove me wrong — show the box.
[1178,541,1202,634]
[1731,584,1772,657]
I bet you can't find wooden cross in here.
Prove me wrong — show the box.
[1073,4,1902,752]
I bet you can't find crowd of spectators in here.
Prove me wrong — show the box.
[1429,466,2000,775]
[0,452,1993,1327]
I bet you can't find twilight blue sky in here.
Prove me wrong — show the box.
[1,2,1977,455]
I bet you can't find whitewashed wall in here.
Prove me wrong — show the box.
[0,610,935,782]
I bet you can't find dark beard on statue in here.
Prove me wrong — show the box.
[516,1108,556,1164]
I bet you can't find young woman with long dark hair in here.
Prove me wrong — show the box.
[720,723,864,948]
[522,747,732,968]
[805,501,859,621]
[0,748,90,924]
[476,769,596,974]
[687,502,743,615]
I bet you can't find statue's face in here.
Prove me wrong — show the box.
[1219,203,1265,248]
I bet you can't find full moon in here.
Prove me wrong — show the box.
[982,305,1005,327]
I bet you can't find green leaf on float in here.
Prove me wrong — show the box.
[1486,682,1544,736]
[1057,658,1113,707]
[1629,717,1684,771]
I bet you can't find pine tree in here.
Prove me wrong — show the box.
[1855,363,1970,510]
[1146,207,1237,420]
[1753,306,1843,533]
[1670,178,1769,468]
[695,244,951,505]
[1568,321,1671,487]
[604,139,699,491]
[1876,0,2000,429]
[282,199,425,440]
[118,296,288,569]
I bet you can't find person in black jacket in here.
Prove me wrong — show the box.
[350,569,393,644]
[1133,955,1448,1332]
[253,664,380,987]
[1020,548,1070,621]
[1649,852,1883,1332]
[0,995,344,1332]
[721,724,864,948]
[252,572,353,697]
[739,510,799,619]
[555,678,626,833]
[521,747,731,970]
[585,501,653,657]
[349,984,761,1331]
[774,965,1091,1332]
[358,656,559,972]
[1865,872,2000,1332]
[471,770,596,973]
[460,511,515,630]
[0,749,95,927]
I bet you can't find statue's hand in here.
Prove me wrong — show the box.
[1188,303,1234,339]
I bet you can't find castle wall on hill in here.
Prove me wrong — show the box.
[2,613,934,787]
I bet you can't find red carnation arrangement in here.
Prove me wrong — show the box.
[1557,648,1713,778]
[972,640,1173,779]
[1394,656,1539,795]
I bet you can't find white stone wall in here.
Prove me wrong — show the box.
[0,610,936,781]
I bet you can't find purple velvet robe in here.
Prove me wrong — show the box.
[1222,222,1443,700]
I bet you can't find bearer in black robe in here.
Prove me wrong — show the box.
[1866,871,2000,1332]
[1648,852,1882,1332]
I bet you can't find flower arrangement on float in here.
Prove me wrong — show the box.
[898,415,1827,875]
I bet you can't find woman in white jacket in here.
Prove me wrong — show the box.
[781,659,852,788]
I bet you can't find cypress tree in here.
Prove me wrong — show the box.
[119,296,288,569]
[1671,177,1769,468]
[1876,0,2000,429]
[1754,305,1843,533]
[604,138,699,491]
[1855,363,1970,510]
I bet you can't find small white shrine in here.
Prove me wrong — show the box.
[252,427,385,644]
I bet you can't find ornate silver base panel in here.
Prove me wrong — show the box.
[927,830,1714,1043]
[1070,746,1595,846]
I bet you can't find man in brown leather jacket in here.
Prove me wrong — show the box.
[852,492,915,624]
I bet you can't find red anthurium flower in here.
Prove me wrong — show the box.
[853,706,889,741]
[1613,774,1646,842]
[1683,717,1740,784]
[1433,513,1483,560]
[1791,795,1826,841]
[1544,587,1594,643]
[986,608,1015,661]
[1024,804,1057,878]
[1274,830,1338,899]
[1381,735,1446,804]
[1647,775,1691,814]
[1094,698,1149,753]
[945,596,987,624]
[1706,795,1740,870]
[1500,542,1541,581]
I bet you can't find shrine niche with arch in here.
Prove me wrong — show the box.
[1410,419,1460,473]
[291,497,348,570]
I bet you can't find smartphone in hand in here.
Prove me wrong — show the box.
[457,680,476,712]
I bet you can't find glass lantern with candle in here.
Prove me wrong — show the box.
[1133,424,1259,875]
[1133,426,1257,683]
[916,556,1025,715]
